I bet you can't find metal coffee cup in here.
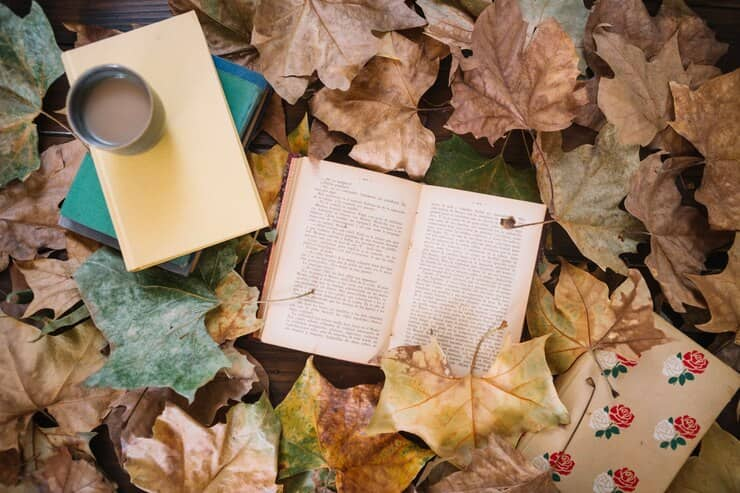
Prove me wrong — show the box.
[67,65,165,155]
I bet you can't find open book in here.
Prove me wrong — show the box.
[261,157,546,373]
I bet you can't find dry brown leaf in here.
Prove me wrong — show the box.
[0,140,86,271]
[0,317,120,452]
[573,77,604,131]
[259,91,289,149]
[669,70,740,231]
[311,33,441,178]
[689,236,739,342]
[63,23,121,47]
[252,0,426,103]
[30,447,114,493]
[205,271,262,343]
[309,120,351,161]
[625,154,731,312]
[417,0,474,51]
[248,144,289,223]
[445,0,584,146]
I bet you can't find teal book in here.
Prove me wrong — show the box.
[60,56,269,275]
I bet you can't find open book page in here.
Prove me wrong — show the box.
[260,158,420,363]
[388,185,546,374]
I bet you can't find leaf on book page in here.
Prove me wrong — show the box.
[0,140,86,271]
[667,423,740,493]
[276,357,432,493]
[206,272,262,344]
[0,1,64,187]
[311,32,442,179]
[417,0,473,51]
[124,395,281,493]
[533,124,643,275]
[625,154,732,313]
[366,334,568,466]
[445,0,585,146]
[527,261,670,375]
[74,248,229,399]
[248,144,289,223]
[251,0,426,103]
[425,136,540,202]
[426,435,558,493]
[25,447,114,493]
[669,70,740,231]
[688,237,739,342]
[0,316,120,452]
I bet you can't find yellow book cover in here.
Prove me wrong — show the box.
[61,12,268,271]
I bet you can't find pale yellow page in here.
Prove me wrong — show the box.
[389,186,546,374]
[261,159,420,363]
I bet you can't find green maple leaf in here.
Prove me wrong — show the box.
[75,248,229,399]
[425,136,540,202]
[0,1,63,187]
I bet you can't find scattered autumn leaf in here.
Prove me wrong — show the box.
[251,0,426,103]
[248,144,289,223]
[688,237,739,342]
[0,317,120,452]
[124,395,281,492]
[74,248,229,399]
[288,113,310,156]
[533,124,642,275]
[417,0,474,51]
[63,22,121,47]
[311,33,441,179]
[0,140,86,271]
[29,447,114,493]
[309,120,351,160]
[669,69,740,231]
[425,135,540,202]
[367,332,568,466]
[277,357,432,493]
[445,0,585,146]
[0,1,64,186]
[260,91,289,149]
[527,262,670,375]
[668,423,740,493]
[206,271,262,343]
[625,154,731,312]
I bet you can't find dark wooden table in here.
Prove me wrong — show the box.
[7,0,740,403]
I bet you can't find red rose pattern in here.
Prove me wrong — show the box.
[549,451,575,475]
[682,350,709,374]
[609,404,635,428]
[617,354,638,367]
[613,467,640,492]
[674,415,701,439]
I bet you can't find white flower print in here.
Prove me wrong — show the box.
[593,472,615,493]
[531,455,550,473]
[589,408,611,431]
[596,350,619,370]
[654,419,677,442]
[662,355,684,378]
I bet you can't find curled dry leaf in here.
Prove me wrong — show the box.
[276,357,432,493]
[251,0,426,103]
[29,447,114,493]
[248,144,289,223]
[427,435,558,493]
[0,140,86,271]
[625,154,731,312]
[0,2,64,186]
[0,317,120,452]
[311,33,441,179]
[63,22,121,47]
[367,333,568,466]
[417,0,474,50]
[669,70,740,231]
[527,262,670,375]
[445,0,585,146]
[533,124,642,275]
[124,395,281,493]
[309,120,351,161]
[205,271,262,343]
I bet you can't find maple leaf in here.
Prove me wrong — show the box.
[251,0,426,104]
[425,136,540,202]
[311,33,441,179]
[0,2,63,187]
[205,271,262,343]
[533,124,642,275]
[0,317,120,452]
[0,140,86,271]
[125,395,281,492]
[26,447,114,493]
[169,0,258,67]
[669,70,740,231]
[445,0,584,146]
[688,237,739,342]
[426,435,558,493]
[527,262,670,375]
[417,0,474,51]
[595,29,689,147]
[248,144,289,223]
[74,248,229,399]
[625,154,731,313]
[668,423,740,493]
[367,332,568,466]
[276,357,432,493]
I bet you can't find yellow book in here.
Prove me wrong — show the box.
[61,13,268,271]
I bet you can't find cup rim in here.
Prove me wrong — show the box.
[66,64,155,151]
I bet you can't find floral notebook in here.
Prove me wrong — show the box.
[517,314,739,493]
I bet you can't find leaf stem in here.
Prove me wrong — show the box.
[562,377,597,454]
[257,288,315,304]
[40,110,75,137]
[469,321,508,373]
[501,218,556,229]
[590,350,620,398]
